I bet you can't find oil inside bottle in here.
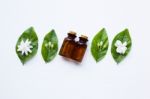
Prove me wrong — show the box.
[71,35,88,62]
[59,31,77,58]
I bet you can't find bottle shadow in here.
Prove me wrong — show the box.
[60,57,82,66]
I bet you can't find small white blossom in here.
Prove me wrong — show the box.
[17,39,33,56]
[45,41,54,49]
[115,40,127,54]
[97,41,103,48]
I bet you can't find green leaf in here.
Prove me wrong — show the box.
[91,28,109,62]
[111,29,132,64]
[41,29,58,63]
[16,27,38,64]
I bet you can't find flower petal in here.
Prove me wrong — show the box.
[21,51,25,55]
[116,47,122,54]
[115,40,122,47]
[122,47,127,54]
[25,50,28,55]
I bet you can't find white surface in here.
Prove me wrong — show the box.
[0,0,150,99]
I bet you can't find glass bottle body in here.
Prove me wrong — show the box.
[59,33,76,58]
[71,36,88,62]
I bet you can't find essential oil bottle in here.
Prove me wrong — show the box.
[71,35,88,62]
[59,31,77,58]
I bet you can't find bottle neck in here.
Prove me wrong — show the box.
[68,33,76,40]
[79,37,88,44]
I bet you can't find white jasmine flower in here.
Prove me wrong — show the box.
[97,41,103,48]
[45,41,54,49]
[17,39,33,56]
[115,40,127,54]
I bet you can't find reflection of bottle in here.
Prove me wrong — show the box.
[59,31,77,58]
[71,35,88,62]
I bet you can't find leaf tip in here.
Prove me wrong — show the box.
[102,28,106,31]
[116,61,120,64]
[124,28,129,31]
[123,28,129,33]
[51,29,55,33]
[21,61,25,65]
[44,61,49,63]
[28,26,34,30]
[96,60,99,63]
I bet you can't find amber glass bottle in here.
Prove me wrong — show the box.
[59,31,77,58]
[71,35,88,62]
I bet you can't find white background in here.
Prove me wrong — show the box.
[0,0,150,99]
